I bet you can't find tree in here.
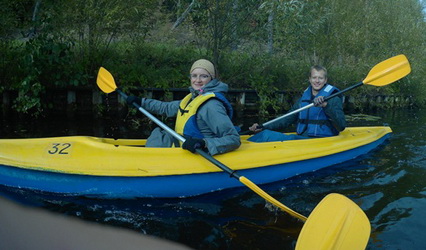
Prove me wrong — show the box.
[178,0,260,65]
[44,0,159,74]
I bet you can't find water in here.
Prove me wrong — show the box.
[0,109,425,249]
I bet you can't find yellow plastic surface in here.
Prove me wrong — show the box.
[363,54,411,86]
[0,127,391,177]
[97,67,117,94]
[296,193,371,250]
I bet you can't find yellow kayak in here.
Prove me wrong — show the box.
[0,126,392,198]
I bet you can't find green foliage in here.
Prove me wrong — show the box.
[9,33,89,114]
[1,0,425,115]
[0,41,22,90]
[12,75,44,114]
[41,0,159,80]
[0,0,35,38]
[107,42,200,90]
[248,73,279,119]
[220,51,310,92]
[220,53,291,119]
[22,34,85,86]
[186,0,262,64]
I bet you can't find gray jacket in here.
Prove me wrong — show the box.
[139,79,241,155]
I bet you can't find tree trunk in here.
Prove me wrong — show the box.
[231,0,239,51]
[267,10,274,54]
[172,0,196,30]
[28,0,42,38]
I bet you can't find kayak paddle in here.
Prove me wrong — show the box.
[97,67,372,248]
[241,54,411,134]
[97,67,307,221]
[295,193,371,250]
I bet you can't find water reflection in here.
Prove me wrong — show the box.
[1,109,425,249]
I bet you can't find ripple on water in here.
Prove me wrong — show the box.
[370,195,426,250]
[366,170,407,186]
[357,192,384,211]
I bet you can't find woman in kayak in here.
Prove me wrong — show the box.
[126,59,241,155]
[248,65,346,142]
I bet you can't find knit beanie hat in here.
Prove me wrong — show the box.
[190,59,216,79]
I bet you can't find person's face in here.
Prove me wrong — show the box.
[309,69,327,95]
[190,68,212,91]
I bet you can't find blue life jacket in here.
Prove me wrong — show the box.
[175,92,233,139]
[296,84,339,137]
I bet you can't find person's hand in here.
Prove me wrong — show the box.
[313,96,327,107]
[182,137,206,153]
[249,123,263,133]
[126,96,140,106]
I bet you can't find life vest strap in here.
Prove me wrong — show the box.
[178,106,189,116]
[299,119,329,125]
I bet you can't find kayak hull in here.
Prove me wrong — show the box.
[0,127,392,198]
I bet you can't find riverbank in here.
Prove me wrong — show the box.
[1,87,415,119]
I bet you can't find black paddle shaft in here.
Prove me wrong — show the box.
[196,149,241,179]
[324,81,363,102]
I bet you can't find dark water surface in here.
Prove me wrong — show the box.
[1,109,425,249]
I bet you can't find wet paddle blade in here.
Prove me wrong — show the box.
[239,176,308,221]
[363,54,411,86]
[97,67,117,94]
[295,193,370,250]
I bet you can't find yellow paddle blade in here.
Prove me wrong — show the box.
[96,67,117,94]
[295,193,370,250]
[363,54,411,86]
[239,176,308,221]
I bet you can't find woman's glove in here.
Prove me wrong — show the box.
[182,137,206,153]
[126,96,140,106]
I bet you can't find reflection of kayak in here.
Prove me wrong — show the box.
[0,126,391,198]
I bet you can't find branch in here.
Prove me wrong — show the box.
[172,0,196,30]
[27,0,42,38]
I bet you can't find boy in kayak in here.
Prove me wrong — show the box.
[248,65,346,142]
[126,59,241,155]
